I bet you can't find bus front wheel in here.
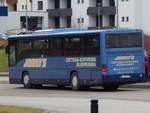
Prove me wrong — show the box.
[102,84,119,91]
[71,72,80,91]
[23,73,31,88]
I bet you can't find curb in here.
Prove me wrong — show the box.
[0,77,9,84]
[0,72,8,77]
[121,83,150,89]
[0,81,9,84]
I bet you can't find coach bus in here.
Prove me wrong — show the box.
[6,28,146,90]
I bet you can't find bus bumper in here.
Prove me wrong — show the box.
[101,73,147,85]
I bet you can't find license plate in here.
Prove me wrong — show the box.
[120,75,131,79]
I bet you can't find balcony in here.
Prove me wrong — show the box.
[47,8,72,17]
[87,6,116,16]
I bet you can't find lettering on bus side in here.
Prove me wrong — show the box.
[111,55,139,74]
[114,56,135,61]
[66,57,96,67]
[23,58,47,68]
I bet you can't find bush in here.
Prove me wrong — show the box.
[0,48,8,72]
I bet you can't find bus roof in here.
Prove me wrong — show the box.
[8,28,142,39]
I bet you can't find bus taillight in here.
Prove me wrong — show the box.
[101,65,107,73]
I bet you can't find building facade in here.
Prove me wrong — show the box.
[47,0,72,28]
[1,0,150,36]
[47,0,116,29]
[46,0,150,36]
[0,0,48,35]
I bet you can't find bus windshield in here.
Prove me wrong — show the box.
[105,33,142,48]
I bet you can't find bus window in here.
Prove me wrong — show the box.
[50,38,63,56]
[106,33,142,48]
[17,40,32,60]
[9,40,16,66]
[82,35,99,56]
[33,39,49,57]
[64,37,81,56]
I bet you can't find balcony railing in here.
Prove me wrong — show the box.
[87,6,116,15]
[47,8,72,17]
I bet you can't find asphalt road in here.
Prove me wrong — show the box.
[0,83,150,113]
[0,84,150,101]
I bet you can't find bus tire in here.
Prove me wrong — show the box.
[71,72,80,91]
[102,84,119,91]
[23,73,31,88]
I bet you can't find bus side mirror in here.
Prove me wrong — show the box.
[5,46,9,54]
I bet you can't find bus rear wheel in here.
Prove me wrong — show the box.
[71,72,80,91]
[23,73,31,88]
[102,84,119,91]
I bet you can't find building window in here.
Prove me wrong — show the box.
[38,1,43,10]
[25,4,27,9]
[67,16,71,28]
[81,0,84,3]
[22,5,24,9]
[77,0,80,4]
[122,0,129,2]
[121,16,129,22]
[77,18,80,23]
[122,17,125,22]
[126,17,129,22]
[77,0,84,4]
[55,0,60,9]
[55,17,60,28]
[81,18,84,23]
[67,0,71,8]
[78,18,84,23]
[0,0,4,6]
[20,16,43,30]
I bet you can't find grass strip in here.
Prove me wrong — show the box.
[0,48,8,72]
[0,105,43,113]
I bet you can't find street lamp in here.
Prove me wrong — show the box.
[26,0,28,32]
[97,2,101,29]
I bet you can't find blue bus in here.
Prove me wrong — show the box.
[7,28,146,90]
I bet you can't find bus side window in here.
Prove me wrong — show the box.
[82,35,99,56]
[33,39,49,58]
[9,40,16,66]
[50,38,63,56]
[64,37,81,56]
[17,39,32,61]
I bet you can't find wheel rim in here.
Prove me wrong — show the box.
[24,75,29,85]
[72,76,78,87]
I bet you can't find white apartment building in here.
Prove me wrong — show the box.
[0,0,48,35]
[46,0,150,36]
[1,0,150,36]
[47,0,116,29]
[117,0,150,35]
[47,0,72,28]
